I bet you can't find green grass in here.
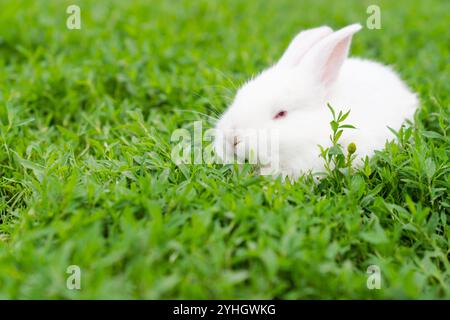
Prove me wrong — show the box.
[0,0,449,299]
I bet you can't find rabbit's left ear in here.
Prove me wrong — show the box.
[277,26,333,68]
[300,24,362,88]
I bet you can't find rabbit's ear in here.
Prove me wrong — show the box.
[301,24,362,88]
[277,26,333,68]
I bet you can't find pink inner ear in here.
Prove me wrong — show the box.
[321,37,350,86]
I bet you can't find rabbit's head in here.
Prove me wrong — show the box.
[214,24,362,176]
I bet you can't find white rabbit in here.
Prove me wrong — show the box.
[214,24,418,179]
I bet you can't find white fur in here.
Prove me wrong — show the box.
[214,24,418,178]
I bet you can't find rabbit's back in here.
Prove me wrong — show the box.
[329,58,419,156]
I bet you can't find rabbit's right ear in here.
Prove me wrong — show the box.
[299,24,362,89]
[277,26,333,68]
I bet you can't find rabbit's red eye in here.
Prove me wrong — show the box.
[273,110,287,119]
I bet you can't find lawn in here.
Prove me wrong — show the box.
[0,0,448,299]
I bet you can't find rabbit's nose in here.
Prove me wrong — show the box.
[233,136,240,146]
[226,133,241,148]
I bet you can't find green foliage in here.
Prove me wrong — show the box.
[318,104,357,188]
[0,0,448,299]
